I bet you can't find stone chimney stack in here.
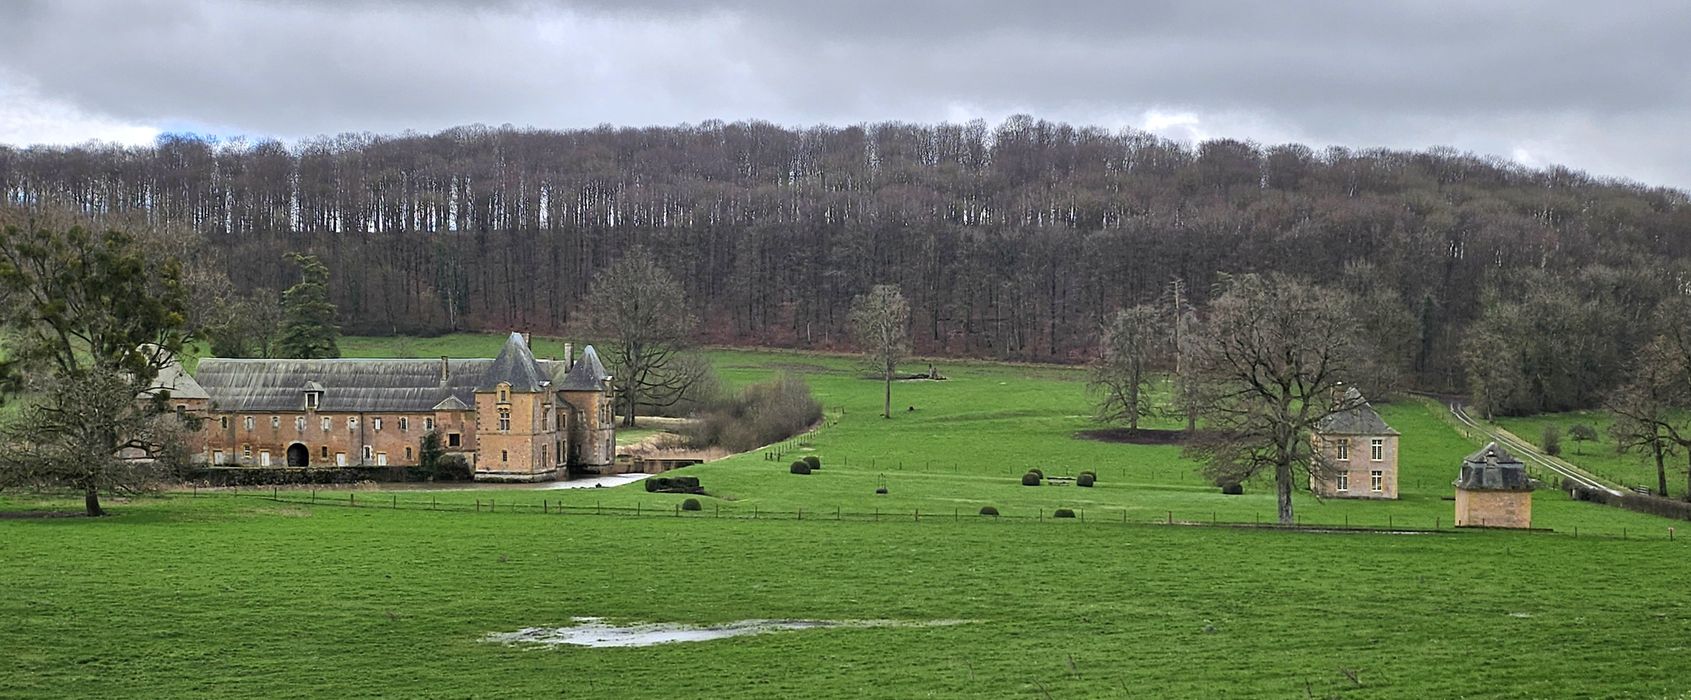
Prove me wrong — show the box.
[439,356,450,383]
[563,342,574,370]
[521,331,531,347]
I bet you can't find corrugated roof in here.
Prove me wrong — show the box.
[1315,387,1398,435]
[559,345,612,391]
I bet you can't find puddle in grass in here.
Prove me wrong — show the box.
[485,617,971,648]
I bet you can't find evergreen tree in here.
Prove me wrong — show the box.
[278,253,339,359]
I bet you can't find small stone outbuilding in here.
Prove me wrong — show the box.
[1454,442,1534,529]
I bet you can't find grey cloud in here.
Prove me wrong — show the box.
[1,0,1689,188]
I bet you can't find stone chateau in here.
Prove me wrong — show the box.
[158,333,615,482]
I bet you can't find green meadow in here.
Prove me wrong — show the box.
[4,334,1689,698]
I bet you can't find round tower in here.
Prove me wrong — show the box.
[1453,442,1534,528]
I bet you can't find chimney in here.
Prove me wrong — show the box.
[563,342,574,370]
[521,331,531,346]
[439,356,450,383]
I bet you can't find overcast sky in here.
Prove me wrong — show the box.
[2,0,1689,189]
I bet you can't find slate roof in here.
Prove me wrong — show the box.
[192,334,605,413]
[153,356,210,400]
[1455,441,1533,491]
[559,345,612,391]
[480,332,551,392]
[194,357,493,413]
[1315,387,1398,435]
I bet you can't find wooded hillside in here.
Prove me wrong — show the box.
[4,117,1688,395]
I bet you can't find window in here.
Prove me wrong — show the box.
[1336,439,1350,461]
[372,417,383,431]
[362,445,373,462]
[347,417,358,431]
[497,383,510,403]
[220,416,229,430]
[1370,470,1384,492]
[544,405,553,431]
[335,452,347,466]
[375,451,387,466]
[498,409,511,432]
[212,449,225,464]
[501,449,508,463]
[175,404,186,416]
[405,447,414,461]
[259,450,271,467]
[398,417,409,432]
[447,433,461,447]
[322,417,332,432]
[296,416,306,432]
[270,416,280,430]
[305,392,319,410]
[1370,438,1384,462]
[424,417,436,432]
[242,444,252,459]
[320,446,328,458]
[1335,473,1349,491]
[540,444,548,467]
[243,416,255,431]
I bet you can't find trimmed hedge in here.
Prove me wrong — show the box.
[1076,473,1096,488]
[1028,468,1045,478]
[1021,471,1042,486]
[645,475,705,494]
[1221,482,1244,495]
[1053,508,1076,519]
[680,498,702,511]
[802,455,821,470]
[979,505,999,516]
[790,461,812,475]
[1568,483,1691,520]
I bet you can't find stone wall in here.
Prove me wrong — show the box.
[1455,488,1533,528]
[201,409,454,468]
[1309,433,1399,499]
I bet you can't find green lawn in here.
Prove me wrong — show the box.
[4,335,1689,698]
[1495,410,1691,499]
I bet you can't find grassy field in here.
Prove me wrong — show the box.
[5,335,1690,698]
[1495,410,1691,499]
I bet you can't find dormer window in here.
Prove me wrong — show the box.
[304,391,321,410]
[497,383,511,404]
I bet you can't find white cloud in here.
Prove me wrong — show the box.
[0,78,159,146]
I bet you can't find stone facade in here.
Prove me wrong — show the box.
[182,333,615,481]
[1308,388,1401,500]
[1453,442,1534,529]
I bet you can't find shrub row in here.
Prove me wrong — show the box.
[645,475,704,494]
[1568,483,1691,520]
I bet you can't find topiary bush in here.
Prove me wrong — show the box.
[645,476,670,493]
[680,498,702,511]
[979,505,999,516]
[802,455,821,470]
[790,461,812,475]
[1021,471,1042,486]
[1028,468,1045,479]
[874,486,888,495]
[1221,481,1244,495]
[1076,473,1096,488]
[1080,470,1095,478]
[1053,508,1076,518]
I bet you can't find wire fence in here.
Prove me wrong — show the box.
[192,488,1686,543]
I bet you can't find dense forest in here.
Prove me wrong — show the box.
[3,117,1689,405]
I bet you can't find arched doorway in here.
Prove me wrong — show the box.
[286,443,309,467]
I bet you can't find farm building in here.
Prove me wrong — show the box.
[1453,442,1534,528]
[1308,387,1400,499]
[170,333,615,481]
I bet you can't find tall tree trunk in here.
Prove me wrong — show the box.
[1655,440,1667,497]
[882,369,892,419]
[84,485,105,517]
[1275,461,1294,525]
[622,388,637,428]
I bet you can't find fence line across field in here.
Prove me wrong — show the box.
[188,488,1682,543]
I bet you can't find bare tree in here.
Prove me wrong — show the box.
[1089,305,1162,432]
[1183,274,1371,525]
[1609,337,1682,497]
[850,284,911,419]
[585,246,699,427]
[1164,277,1203,432]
